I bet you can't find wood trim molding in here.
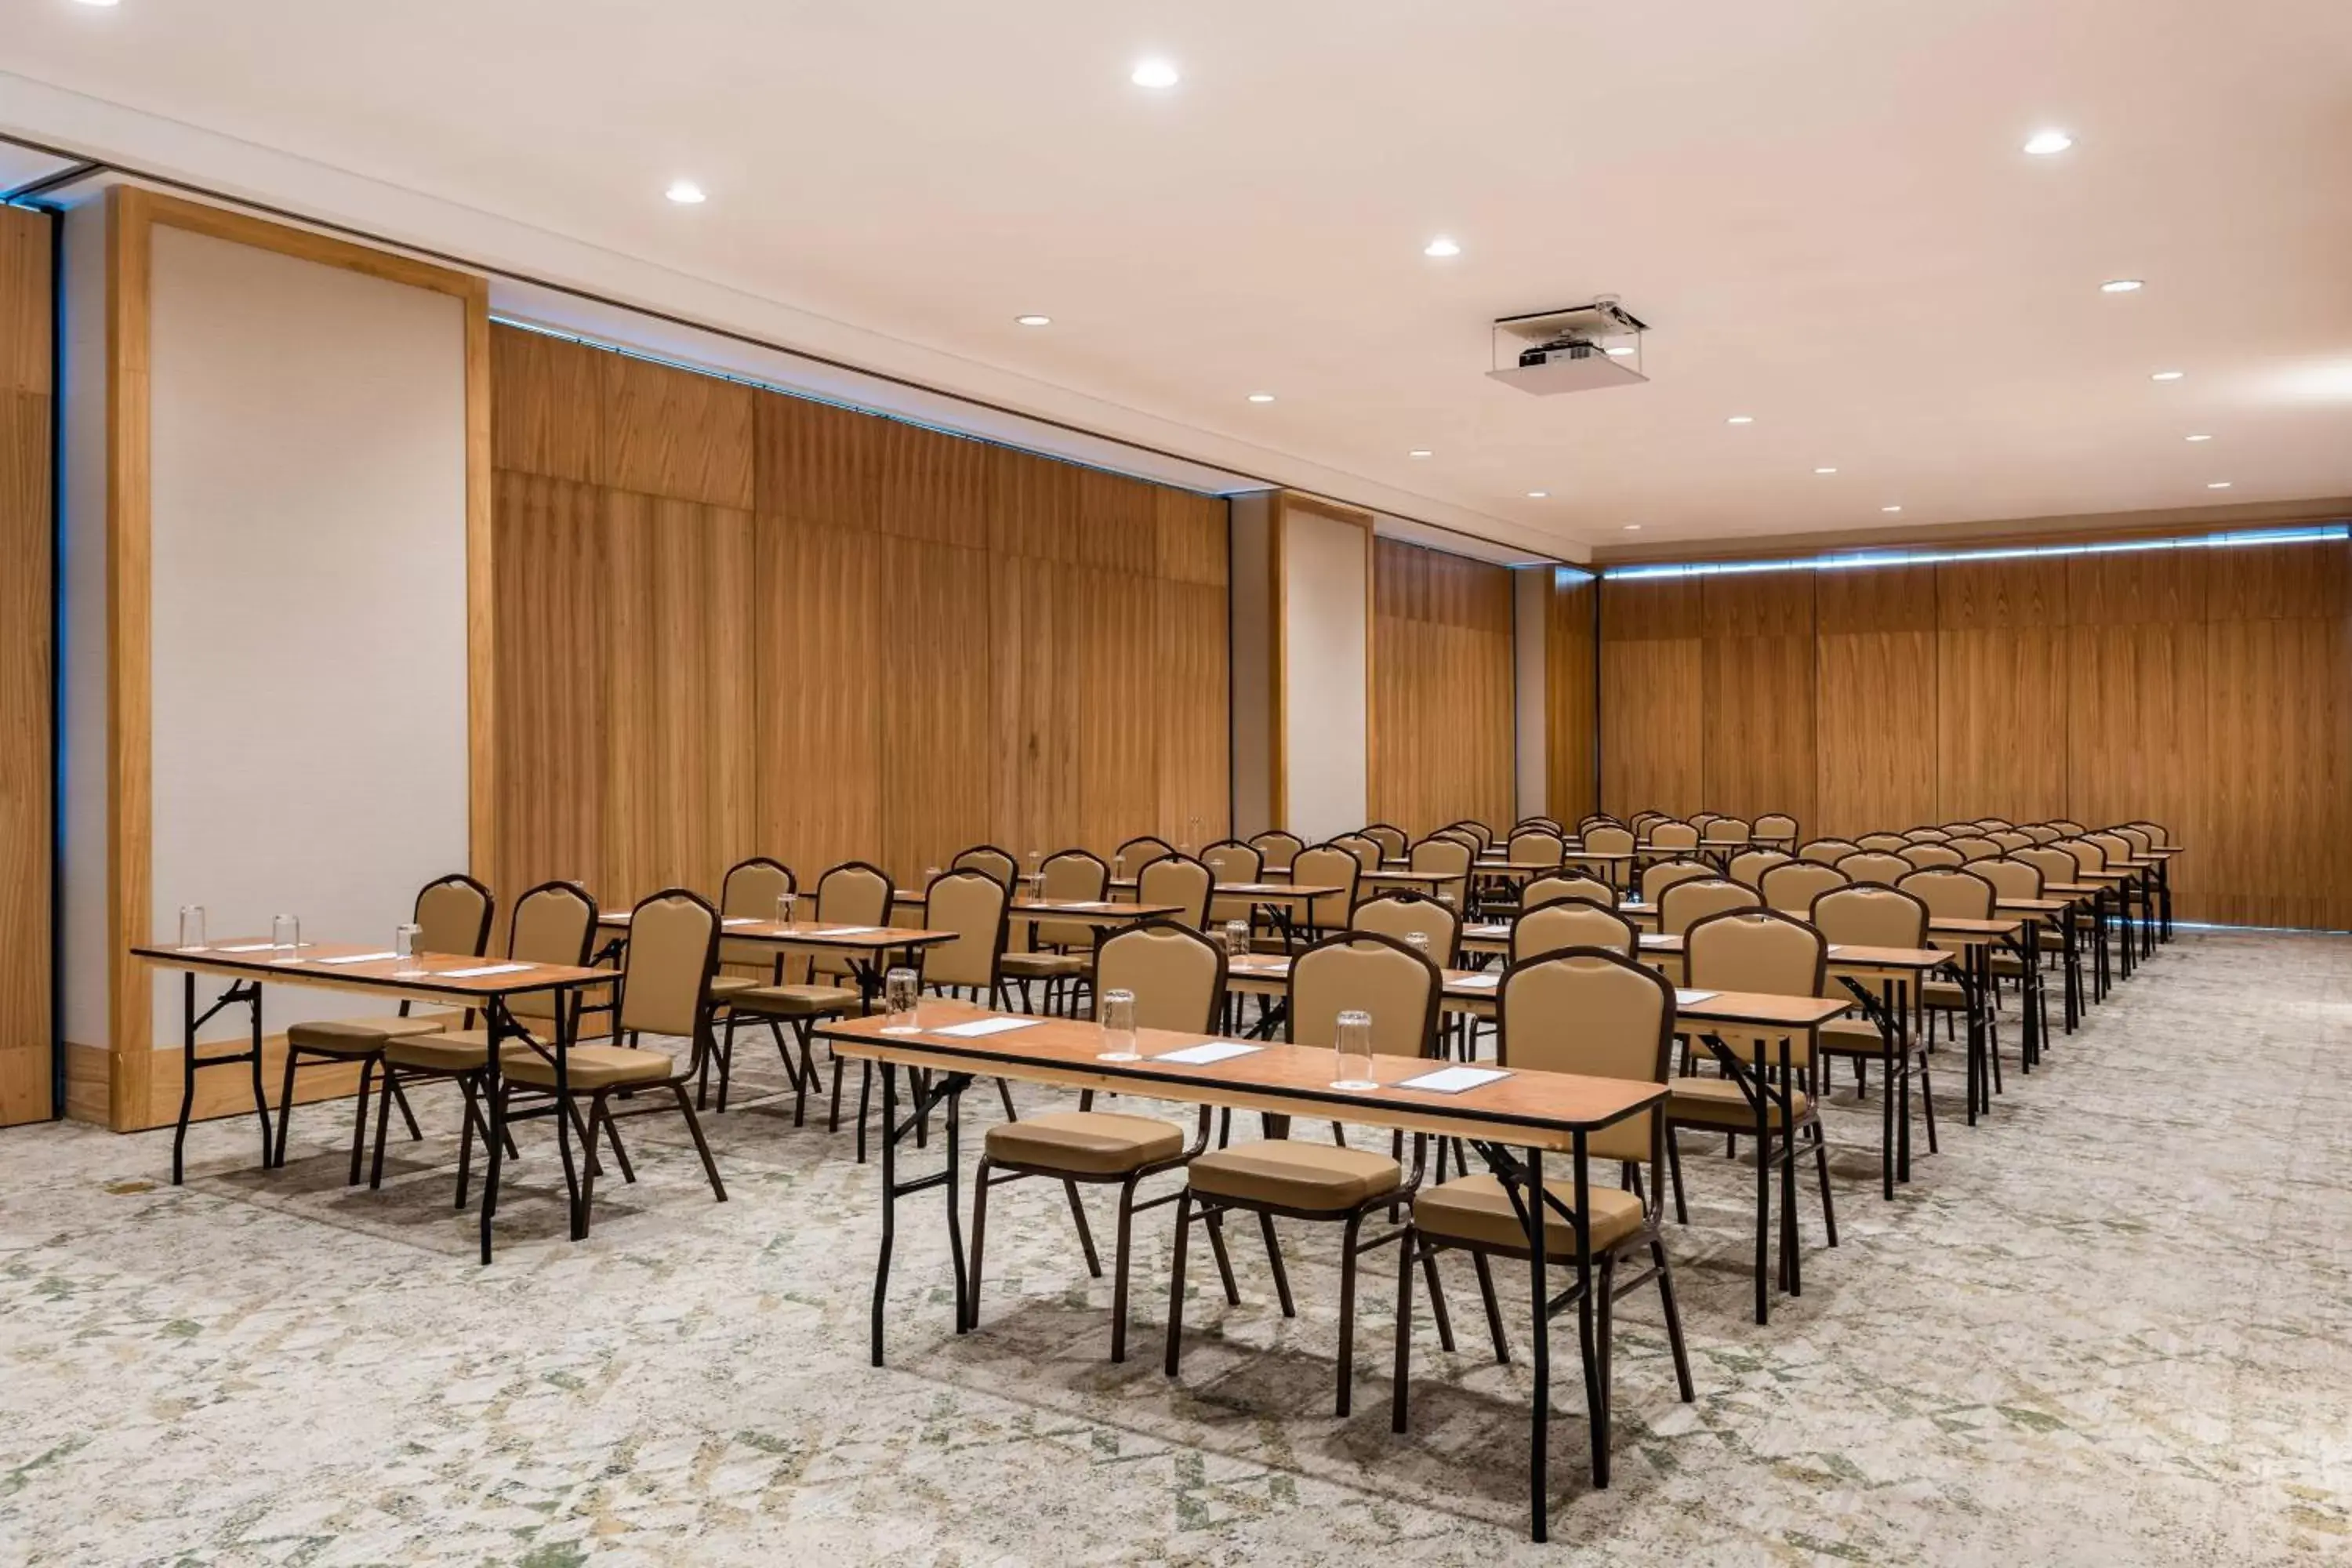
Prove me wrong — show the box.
[103,187,491,1131]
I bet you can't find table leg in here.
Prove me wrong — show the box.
[173,976,269,1185]
[478,1003,506,1265]
[1895,978,1913,1183]
[1523,1141,1549,1543]
[1570,1128,1604,1490]
[550,998,583,1241]
[873,1062,898,1366]
[173,973,198,1185]
[869,1061,976,1367]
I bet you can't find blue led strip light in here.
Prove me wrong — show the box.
[1604,524,2350,580]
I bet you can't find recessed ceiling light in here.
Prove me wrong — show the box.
[1407,448,1432,458]
[1624,524,1642,532]
[2207,481,2233,489]
[1726,415,1755,426]
[1131,59,1180,89]
[71,0,121,6]
[1882,505,1904,513]
[2100,278,2144,293]
[1604,345,1636,357]
[1014,314,1051,327]
[2151,370,2185,381]
[1813,466,1839,475]
[1246,392,1275,403]
[2024,129,2075,156]
[664,180,706,205]
[2186,434,2214,442]
[1423,236,1461,258]
[1526,490,1549,499]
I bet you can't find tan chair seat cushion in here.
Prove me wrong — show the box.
[385,1029,496,1073]
[1414,1174,1646,1256]
[286,1014,454,1054]
[710,975,761,998]
[1922,979,1967,1010]
[728,983,861,1018]
[985,1111,1184,1176]
[1187,1140,1401,1212]
[502,1043,678,1091]
[1668,1075,1813,1128]
[1815,1016,1890,1054]
[999,952,1086,979]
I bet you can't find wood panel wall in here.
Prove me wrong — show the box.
[0,206,52,1125]
[1368,539,1514,837]
[489,326,1230,902]
[1593,540,2352,927]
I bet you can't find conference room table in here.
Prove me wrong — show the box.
[815,999,1667,1543]
[132,938,615,1262]
[1101,879,1348,949]
[602,909,960,1011]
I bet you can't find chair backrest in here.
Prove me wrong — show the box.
[1628,811,1667,836]
[1201,840,1263,924]
[2013,844,2078,889]
[1577,814,1621,835]
[2021,823,2063,844]
[1659,877,1761,935]
[1409,834,1474,909]
[1035,849,1110,948]
[1897,867,1995,920]
[1857,833,1910,852]
[503,880,597,1023]
[1138,854,1214,929]
[1114,836,1175,877]
[720,856,795,971]
[1647,820,1700,851]
[920,869,1010,989]
[1761,860,1848,915]
[1685,908,1827,1000]
[1249,829,1304,872]
[1523,872,1615,913]
[1941,823,1983,836]
[1754,812,1799,843]
[1291,844,1360,928]
[1094,920,1227,1033]
[1581,823,1635,856]
[1689,812,1721,835]
[1497,949,1675,1164]
[1513,898,1636,961]
[2129,819,2173,848]
[1506,828,1566,868]
[1639,857,1712,906]
[1332,833,1384,872]
[811,860,894,979]
[1987,829,2033,851]
[1899,842,1964,869]
[1701,815,1752,847]
[1519,815,1566,833]
[1798,837,1860,866]
[1903,826,1950,841]
[950,844,1018,888]
[1450,820,1494,851]
[1837,851,1912,887]
[2087,831,2136,868]
[2111,825,2152,855]
[1363,823,1409,862]
[415,873,495,960]
[1352,891,1461,964]
[1287,931,1440,1059]
[1727,848,1793,889]
[2058,838,2106,877]
[1809,883,1928,949]
[619,889,718,1042]
[1974,855,2042,901]
[1946,837,2001,863]
[2050,819,2085,835]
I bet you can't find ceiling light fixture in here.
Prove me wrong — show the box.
[2207,481,2234,489]
[2024,129,2074,156]
[1726,415,1755,426]
[1014,314,1051,327]
[1526,490,1550,499]
[1423,236,1461,258]
[1605,345,1636,357]
[1131,59,1180,89]
[2151,370,2185,381]
[1814,466,1839,475]
[664,180,706,205]
[1246,392,1275,403]
[1407,448,1432,458]
[71,0,121,6]
[2186,434,2214,442]
[1624,524,1642,532]
[2100,278,2144,293]
[1882,505,1904,513]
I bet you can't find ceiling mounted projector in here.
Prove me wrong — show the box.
[1486,297,1650,394]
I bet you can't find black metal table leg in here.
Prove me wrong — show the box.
[1523,1141,1549,1542]
[868,1061,977,1367]
[172,975,270,1185]
[478,1000,506,1265]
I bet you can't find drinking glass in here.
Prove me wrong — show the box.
[1331,1008,1376,1091]
[1025,849,1043,879]
[883,967,921,1033]
[270,913,300,963]
[777,891,797,927]
[1224,919,1250,958]
[1404,930,1431,960]
[394,923,425,977]
[1098,988,1139,1061]
[177,905,206,952]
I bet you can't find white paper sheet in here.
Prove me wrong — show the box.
[1465,924,1509,938]
[818,926,881,936]
[217,942,303,953]
[1451,974,1499,989]
[440,963,535,979]
[314,951,398,965]
[1675,989,1719,1004]
[1152,1040,1261,1066]
[932,1016,1041,1038]
[721,917,760,927]
[1397,1065,1510,1094]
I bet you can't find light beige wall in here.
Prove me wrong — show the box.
[1281,503,1370,840]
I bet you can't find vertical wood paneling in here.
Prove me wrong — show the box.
[1599,578,1704,816]
[1370,539,1514,836]
[491,472,608,902]
[754,516,883,877]
[0,205,51,1123]
[1814,567,1938,837]
[599,352,754,510]
[1700,574,1817,827]
[1936,561,2070,822]
[1545,571,1598,826]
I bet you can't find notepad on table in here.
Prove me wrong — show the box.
[1397,1065,1509,1094]
[819,926,880,936]
[1675,989,1718,1004]
[1451,974,1498,989]
[1152,1040,1261,1066]
[315,951,398,966]
[1465,924,1509,938]
[441,963,535,979]
[217,942,303,953]
[932,1016,1040,1039]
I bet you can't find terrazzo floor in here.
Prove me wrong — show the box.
[3,931,2349,1565]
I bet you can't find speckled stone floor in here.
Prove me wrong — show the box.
[3,931,2350,1566]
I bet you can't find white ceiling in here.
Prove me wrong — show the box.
[5,0,2350,557]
